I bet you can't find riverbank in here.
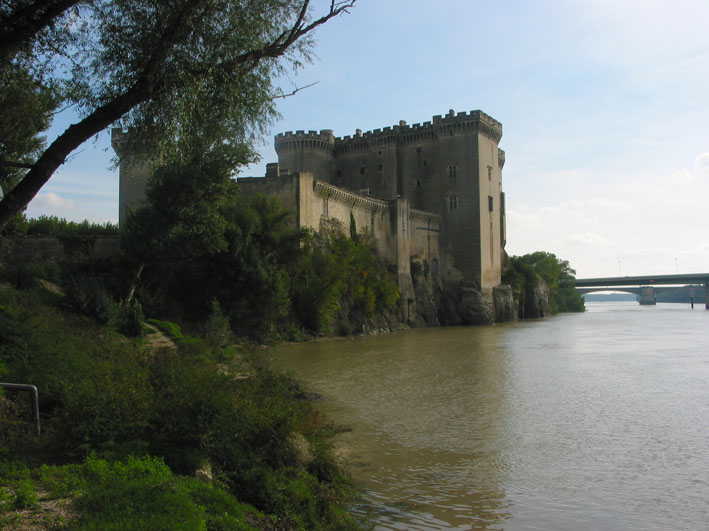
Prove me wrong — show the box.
[0,284,364,530]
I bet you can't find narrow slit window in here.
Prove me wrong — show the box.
[448,165,457,180]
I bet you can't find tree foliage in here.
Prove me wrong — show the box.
[0,61,61,192]
[0,0,356,230]
[119,154,399,338]
[504,251,585,315]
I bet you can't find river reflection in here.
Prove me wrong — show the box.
[266,303,709,530]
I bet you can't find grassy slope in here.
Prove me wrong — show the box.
[0,285,362,530]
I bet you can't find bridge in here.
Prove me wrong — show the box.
[575,273,709,308]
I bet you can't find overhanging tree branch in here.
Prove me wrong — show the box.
[273,81,319,99]
[0,0,357,231]
[213,0,355,73]
[0,0,84,61]
[0,159,34,169]
[0,0,204,228]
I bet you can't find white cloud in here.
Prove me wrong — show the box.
[507,152,709,278]
[26,191,116,225]
[30,192,75,210]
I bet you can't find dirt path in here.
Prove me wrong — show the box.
[143,323,176,350]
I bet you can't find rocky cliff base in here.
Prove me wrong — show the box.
[406,256,550,328]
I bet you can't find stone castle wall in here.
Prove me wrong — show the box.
[237,172,442,315]
[273,110,506,291]
[112,109,514,326]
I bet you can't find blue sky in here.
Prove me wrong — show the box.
[27,0,709,278]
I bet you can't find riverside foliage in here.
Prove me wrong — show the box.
[0,284,362,529]
[121,154,400,339]
[503,251,585,315]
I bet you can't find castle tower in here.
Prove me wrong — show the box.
[280,110,507,291]
[111,128,151,227]
[274,129,335,182]
[429,110,505,290]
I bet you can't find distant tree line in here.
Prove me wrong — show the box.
[2,214,118,237]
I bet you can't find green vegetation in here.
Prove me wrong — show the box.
[0,283,363,529]
[2,215,119,237]
[503,251,585,316]
[0,0,356,230]
[1,456,261,530]
[120,156,400,340]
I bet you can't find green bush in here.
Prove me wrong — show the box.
[61,273,118,324]
[504,252,585,315]
[11,479,38,510]
[113,299,145,337]
[32,456,260,530]
[146,318,183,339]
[0,285,362,528]
[202,299,232,347]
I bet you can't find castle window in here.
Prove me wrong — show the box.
[487,165,493,181]
[416,147,422,153]
[423,160,427,166]
[488,195,494,212]
[378,164,383,171]
[416,180,420,188]
[336,170,342,178]
[378,151,382,156]
[448,165,457,180]
[448,195,459,211]
[360,166,365,175]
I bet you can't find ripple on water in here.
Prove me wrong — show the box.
[267,303,709,530]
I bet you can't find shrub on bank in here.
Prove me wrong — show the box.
[0,284,362,528]
[1,456,260,530]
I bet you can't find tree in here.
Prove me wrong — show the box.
[0,62,61,192]
[120,148,236,304]
[506,251,585,314]
[0,0,356,231]
[0,1,84,62]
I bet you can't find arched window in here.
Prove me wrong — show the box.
[448,195,459,211]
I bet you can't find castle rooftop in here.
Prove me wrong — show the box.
[274,109,503,147]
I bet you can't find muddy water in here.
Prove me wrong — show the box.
[266,303,709,530]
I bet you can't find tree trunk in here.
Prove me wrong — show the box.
[124,261,145,306]
[0,82,150,231]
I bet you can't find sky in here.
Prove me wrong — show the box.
[26,0,709,279]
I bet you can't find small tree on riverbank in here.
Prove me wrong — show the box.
[504,251,585,315]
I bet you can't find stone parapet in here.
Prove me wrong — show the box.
[332,109,503,150]
[409,208,442,225]
[312,180,389,213]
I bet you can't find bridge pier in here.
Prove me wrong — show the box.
[639,286,656,305]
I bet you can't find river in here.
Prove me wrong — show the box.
[265,302,709,530]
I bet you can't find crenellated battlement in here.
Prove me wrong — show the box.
[274,110,503,160]
[274,129,335,154]
[111,128,133,158]
[332,110,502,147]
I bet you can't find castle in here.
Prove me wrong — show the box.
[112,109,514,326]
